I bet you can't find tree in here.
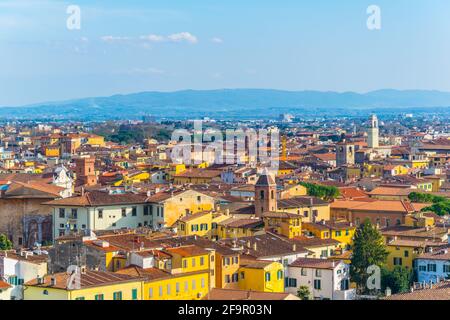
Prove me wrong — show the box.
[381,267,413,294]
[350,219,388,294]
[299,182,340,201]
[408,192,445,204]
[0,233,13,250]
[408,192,450,216]
[297,286,311,300]
[422,201,450,216]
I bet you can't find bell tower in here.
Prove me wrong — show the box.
[255,171,277,217]
[368,114,379,148]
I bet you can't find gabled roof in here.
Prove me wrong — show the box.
[289,257,343,269]
[44,190,147,207]
[278,196,329,209]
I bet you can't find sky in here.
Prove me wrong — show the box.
[0,0,450,106]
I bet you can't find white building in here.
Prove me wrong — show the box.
[0,250,48,300]
[46,190,151,239]
[286,258,355,300]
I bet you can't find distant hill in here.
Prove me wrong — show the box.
[1,89,450,120]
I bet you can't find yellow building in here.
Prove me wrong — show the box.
[87,134,105,147]
[147,189,216,228]
[238,260,284,293]
[384,239,444,271]
[113,171,150,186]
[173,169,222,185]
[302,221,356,249]
[117,265,211,300]
[279,184,307,199]
[44,146,60,158]
[364,163,384,178]
[277,161,297,176]
[213,250,241,289]
[177,212,229,240]
[217,217,264,240]
[278,196,330,223]
[24,271,144,300]
[262,212,302,239]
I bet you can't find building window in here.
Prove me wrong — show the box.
[335,231,341,237]
[113,291,122,300]
[176,282,180,293]
[71,209,78,219]
[443,265,450,273]
[240,272,245,280]
[288,278,297,287]
[404,250,409,258]
[132,207,137,216]
[167,284,171,295]
[98,209,103,219]
[225,275,231,283]
[59,208,65,218]
[183,259,187,268]
[184,281,189,291]
[201,278,205,288]
[192,280,196,290]
[95,294,104,300]
[200,257,204,266]
[149,288,153,299]
[121,208,126,217]
[159,286,163,297]
[314,279,321,290]
[315,269,322,277]
[418,265,426,272]
[341,279,349,290]
[144,206,149,216]
[192,258,196,267]
[393,257,402,266]
[301,268,307,276]
[265,272,271,282]
[277,270,283,280]
[75,297,85,300]
[427,264,437,272]
[233,256,239,264]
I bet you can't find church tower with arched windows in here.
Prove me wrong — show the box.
[368,114,379,149]
[255,172,277,217]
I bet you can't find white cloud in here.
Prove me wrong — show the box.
[211,37,223,44]
[139,34,165,42]
[100,35,132,43]
[167,32,198,44]
[101,32,198,45]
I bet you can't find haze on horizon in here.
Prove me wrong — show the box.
[1,0,450,106]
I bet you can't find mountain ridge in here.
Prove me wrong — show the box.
[1,89,450,120]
